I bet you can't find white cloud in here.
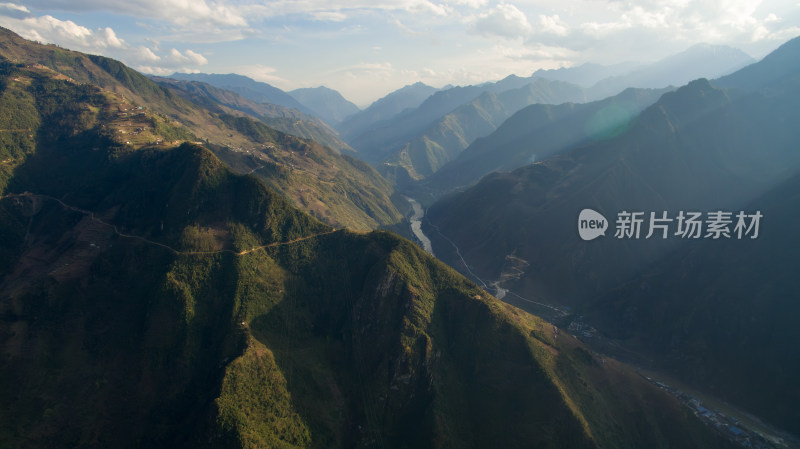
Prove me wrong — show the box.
[392,18,425,37]
[404,0,451,16]
[21,0,468,30]
[353,61,394,70]
[134,49,209,75]
[578,0,797,45]
[0,14,129,51]
[537,14,568,36]
[6,0,800,106]
[96,27,124,48]
[580,19,633,38]
[134,65,175,76]
[471,3,532,39]
[445,0,488,7]
[0,2,29,16]
[164,48,208,66]
[24,0,247,28]
[231,64,290,87]
[184,50,208,65]
[761,24,800,40]
[0,9,211,76]
[495,43,579,61]
[134,46,160,63]
[312,11,348,22]
[242,0,460,19]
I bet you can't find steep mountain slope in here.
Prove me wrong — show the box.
[423,87,671,195]
[428,71,800,304]
[289,86,359,127]
[151,77,354,154]
[380,79,590,186]
[349,78,586,165]
[714,35,800,91]
[169,72,312,115]
[204,125,401,231]
[0,27,400,231]
[0,58,732,449]
[360,44,752,177]
[0,30,253,150]
[426,37,800,435]
[337,81,438,140]
[585,171,800,436]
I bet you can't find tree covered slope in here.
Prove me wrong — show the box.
[0,37,731,449]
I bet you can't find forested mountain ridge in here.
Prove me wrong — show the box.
[0,27,400,231]
[151,76,354,154]
[0,28,734,449]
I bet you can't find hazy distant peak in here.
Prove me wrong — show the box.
[168,71,313,115]
[288,85,360,127]
[532,62,641,87]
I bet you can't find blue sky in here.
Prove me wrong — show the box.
[3,1,799,106]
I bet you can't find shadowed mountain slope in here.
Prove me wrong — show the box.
[0,37,732,449]
[426,36,800,436]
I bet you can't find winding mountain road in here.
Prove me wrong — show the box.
[0,192,336,256]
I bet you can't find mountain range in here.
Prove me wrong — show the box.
[532,62,641,87]
[0,26,741,449]
[1,29,404,232]
[169,72,314,115]
[338,44,755,192]
[413,86,672,196]
[151,76,354,154]
[288,86,360,127]
[380,78,589,186]
[337,81,440,141]
[346,76,587,165]
[425,35,800,436]
[586,44,754,98]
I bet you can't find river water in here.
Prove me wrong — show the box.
[403,196,434,256]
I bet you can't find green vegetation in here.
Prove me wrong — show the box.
[0,44,731,448]
[0,27,401,232]
[151,114,196,142]
[0,65,39,191]
[586,172,800,436]
[209,114,402,231]
[151,77,354,154]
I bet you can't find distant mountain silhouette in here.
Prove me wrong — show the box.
[426,37,800,436]
[153,76,354,154]
[380,79,590,186]
[423,86,671,195]
[337,81,439,140]
[170,72,314,115]
[588,44,755,98]
[533,62,641,87]
[289,86,360,127]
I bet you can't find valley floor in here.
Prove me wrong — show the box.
[422,213,799,449]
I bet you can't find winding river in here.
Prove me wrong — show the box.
[403,196,434,256]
